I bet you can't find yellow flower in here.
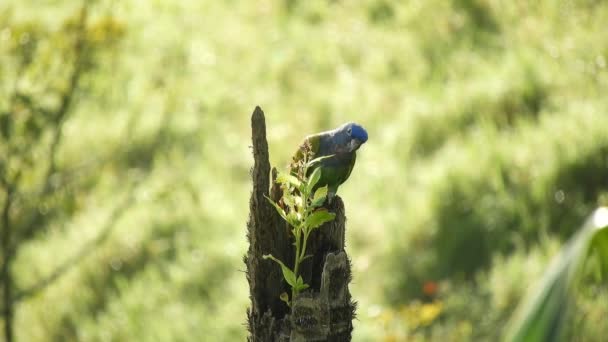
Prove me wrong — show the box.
[419,301,443,326]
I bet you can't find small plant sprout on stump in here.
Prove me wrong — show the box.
[245,107,356,342]
[264,143,336,305]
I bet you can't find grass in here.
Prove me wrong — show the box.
[1,0,608,341]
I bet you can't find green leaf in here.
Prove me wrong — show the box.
[295,283,309,292]
[263,254,297,287]
[286,211,300,227]
[591,211,608,278]
[304,209,336,230]
[311,185,328,207]
[265,195,287,221]
[301,254,313,262]
[294,196,303,211]
[307,154,334,168]
[276,173,301,188]
[282,194,295,211]
[505,207,608,342]
[306,167,322,194]
[294,276,310,292]
[280,292,291,307]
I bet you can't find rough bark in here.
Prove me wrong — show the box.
[245,106,355,341]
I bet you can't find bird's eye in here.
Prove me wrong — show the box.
[347,127,352,135]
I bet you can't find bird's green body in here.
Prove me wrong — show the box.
[291,123,367,201]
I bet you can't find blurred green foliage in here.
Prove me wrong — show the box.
[0,0,607,341]
[506,208,608,342]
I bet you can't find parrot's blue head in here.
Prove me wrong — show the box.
[334,122,368,153]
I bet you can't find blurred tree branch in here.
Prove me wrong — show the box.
[0,4,141,341]
[41,10,86,195]
[7,8,88,258]
[12,183,136,303]
[0,7,90,341]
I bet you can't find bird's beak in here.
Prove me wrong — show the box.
[349,139,363,152]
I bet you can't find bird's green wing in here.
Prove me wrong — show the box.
[325,152,356,187]
[341,152,356,183]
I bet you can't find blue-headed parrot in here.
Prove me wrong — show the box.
[291,122,368,202]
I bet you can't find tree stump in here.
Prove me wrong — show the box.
[245,107,356,341]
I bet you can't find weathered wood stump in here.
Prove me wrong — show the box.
[245,106,355,341]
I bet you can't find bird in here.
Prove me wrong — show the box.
[290,122,368,203]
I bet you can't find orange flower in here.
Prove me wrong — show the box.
[423,281,438,296]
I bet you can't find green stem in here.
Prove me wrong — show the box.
[292,223,302,298]
[294,191,309,277]
[300,228,310,261]
[290,174,315,300]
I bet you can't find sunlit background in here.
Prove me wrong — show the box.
[1,0,608,341]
